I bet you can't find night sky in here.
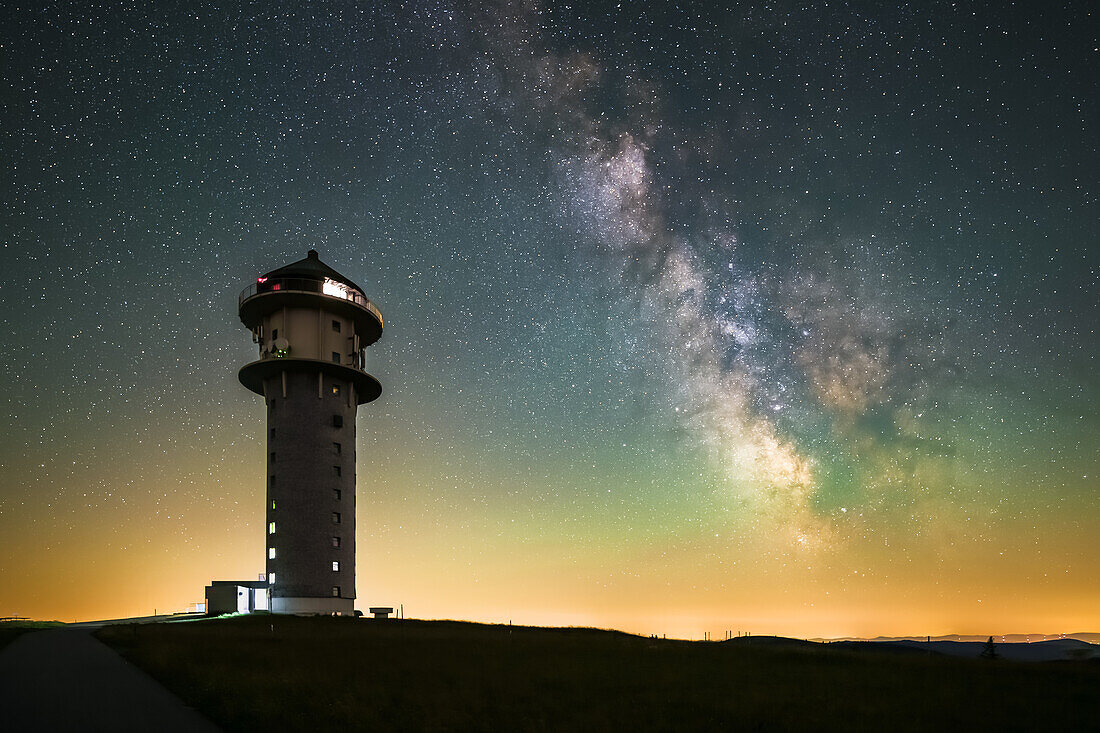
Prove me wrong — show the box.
[2,1,1096,637]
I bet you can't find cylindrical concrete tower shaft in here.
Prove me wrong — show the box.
[237,250,383,615]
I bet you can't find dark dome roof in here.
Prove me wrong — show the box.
[261,250,364,294]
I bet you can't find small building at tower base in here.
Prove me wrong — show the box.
[205,580,270,615]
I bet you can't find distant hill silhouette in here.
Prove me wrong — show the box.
[813,632,1100,644]
[721,635,821,649]
[828,641,936,657]
[890,638,1100,662]
[737,635,1100,662]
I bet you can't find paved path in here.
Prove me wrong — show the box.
[0,628,222,732]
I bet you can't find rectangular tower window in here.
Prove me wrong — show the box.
[268,547,276,559]
[270,452,276,463]
[332,384,341,396]
[271,499,276,510]
[332,561,340,572]
[333,465,341,476]
[332,512,341,524]
[333,489,341,501]
[269,573,275,584]
[268,522,275,534]
[333,442,341,454]
[332,536,341,548]
[272,329,278,339]
[332,586,340,597]
[332,351,341,364]
[269,475,276,487]
[270,428,276,438]
[332,320,341,332]
[332,415,343,427]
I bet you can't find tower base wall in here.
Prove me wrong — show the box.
[271,596,355,615]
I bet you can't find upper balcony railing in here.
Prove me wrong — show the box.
[239,276,383,325]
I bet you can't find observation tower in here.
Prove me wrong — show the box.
[237,250,383,615]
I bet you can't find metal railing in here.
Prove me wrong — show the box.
[239,277,383,324]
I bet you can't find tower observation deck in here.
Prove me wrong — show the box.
[238,250,383,615]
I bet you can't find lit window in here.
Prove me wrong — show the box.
[271,499,276,510]
[333,442,341,454]
[269,573,275,584]
[333,465,341,476]
[323,278,353,300]
[332,561,340,572]
[332,320,341,332]
[268,547,276,559]
[332,512,341,524]
[332,586,340,597]
[333,489,341,501]
[268,522,275,534]
[332,351,340,364]
[332,384,341,396]
[332,536,341,548]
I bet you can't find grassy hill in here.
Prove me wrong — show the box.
[96,615,1098,732]
[0,620,66,652]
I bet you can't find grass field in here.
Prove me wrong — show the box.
[97,615,1098,732]
[0,620,66,653]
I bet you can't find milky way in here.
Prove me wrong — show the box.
[478,4,978,550]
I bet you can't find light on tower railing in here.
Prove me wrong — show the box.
[323,278,353,301]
